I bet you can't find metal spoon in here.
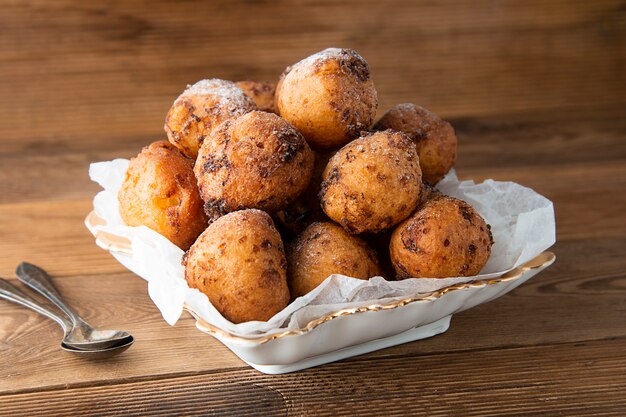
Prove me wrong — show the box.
[15,262,134,350]
[0,278,133,357]
[61,338,134,358]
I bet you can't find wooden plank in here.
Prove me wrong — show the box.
[1,338,625,416]
[460,161,626,241]
[0,235,624,393]
[1,105,625,205]
[0,199,126,277]
[453,106,626,170]
[0,148,132,205]
[1,158,624,278]
[1,103,624,162]
[0,161,624,277]
[0,1,624,152]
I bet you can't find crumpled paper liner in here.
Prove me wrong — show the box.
[89,159,555,337]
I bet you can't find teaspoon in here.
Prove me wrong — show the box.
[0,277,133,356]
[16,262,133,350]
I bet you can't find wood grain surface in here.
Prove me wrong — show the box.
[2,338,626,416]
[1,1,625,415]
[1,107,624,415]
[1,0,625,154]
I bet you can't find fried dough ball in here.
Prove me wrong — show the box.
[374,103,457,185]
[390,195,493,279]
[236,80,277,114]
[184,209,290,323]
[118,141,208,250]
[276,48,378,150]
[320,130,422,234]
[195,110,314,221]
[165,79,256,159]
[287,222,382,298]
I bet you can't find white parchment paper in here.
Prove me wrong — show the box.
[89,160,555,337]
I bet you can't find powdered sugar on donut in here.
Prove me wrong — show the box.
[298,48,349,66]
[292,48,368,75]
[178,79,254,109]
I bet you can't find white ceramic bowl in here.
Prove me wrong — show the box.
[86,211,554,374]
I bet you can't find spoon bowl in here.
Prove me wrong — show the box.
[61,321,133,350]
[61,336,135,358]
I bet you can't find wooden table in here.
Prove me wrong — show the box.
[1,1,625,415]
[1,106,625,415]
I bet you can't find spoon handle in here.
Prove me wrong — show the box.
[15,262,84,327]
[0,278,72,332]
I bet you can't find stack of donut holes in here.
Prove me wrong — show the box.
[118,48,494,324]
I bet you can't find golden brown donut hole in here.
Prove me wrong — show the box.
[276,48,378,150]
[194,110,315,221]
[165,79,256,159]
[390,194,493,279]
[236,80,277,114]
[184,209,290,323]
[374,103,457,185]
[287,222,382,298]
[320,130,422,234]
[118,140,208,250]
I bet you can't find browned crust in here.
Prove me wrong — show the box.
[390,194,493,279]
[118,140,208,250]
[195,111,315,222]
[319,130,422,234]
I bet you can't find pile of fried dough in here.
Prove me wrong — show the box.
[118,48,493,323]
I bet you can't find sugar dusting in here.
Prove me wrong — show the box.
[179,79,253,108]
[91,159,555,335]
[298,47,345,66]
[294,47,366,72]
